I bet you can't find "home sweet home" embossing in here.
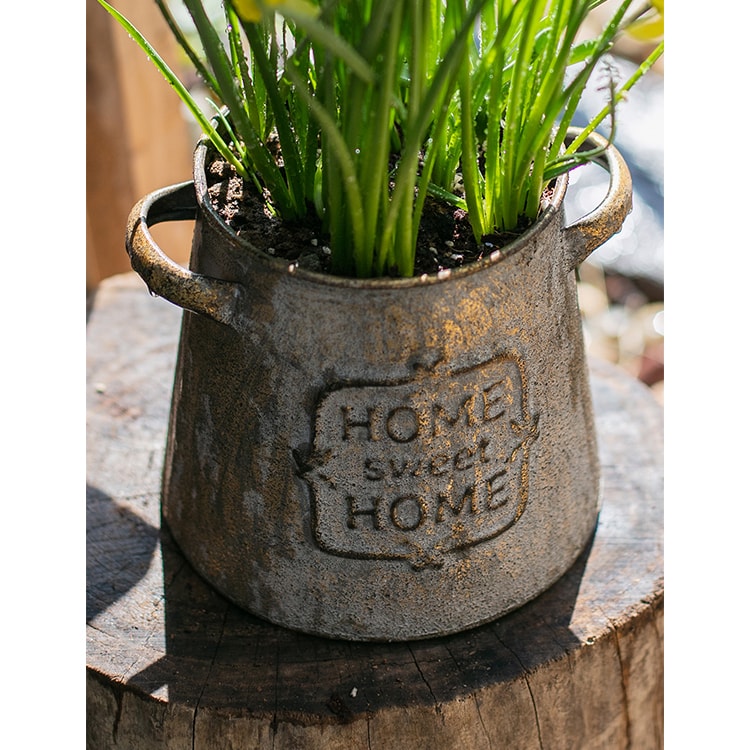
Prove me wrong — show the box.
[304,352,539,568]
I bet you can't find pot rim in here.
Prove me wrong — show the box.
[193,137,569,291]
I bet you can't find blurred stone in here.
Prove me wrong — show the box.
[577,281,610,319]
[638,340,665,387]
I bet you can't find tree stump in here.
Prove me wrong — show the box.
[87,273,663,750]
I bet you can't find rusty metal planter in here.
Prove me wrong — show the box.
[126,129,632,641]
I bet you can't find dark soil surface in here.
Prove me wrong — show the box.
[204,148,538,278]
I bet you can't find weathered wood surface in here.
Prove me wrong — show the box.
[87,273,664,750]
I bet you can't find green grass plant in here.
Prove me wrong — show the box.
[98,0,663,278]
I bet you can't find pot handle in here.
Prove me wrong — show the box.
[126,181,242,326]
[563,128,633,272]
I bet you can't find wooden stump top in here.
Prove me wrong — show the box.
[87,273,663,749]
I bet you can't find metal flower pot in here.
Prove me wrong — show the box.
[126,129,632,641]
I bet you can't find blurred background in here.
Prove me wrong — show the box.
[86,0,664,401]
[571,2,664,404]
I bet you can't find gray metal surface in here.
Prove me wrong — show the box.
[122,132,632,641]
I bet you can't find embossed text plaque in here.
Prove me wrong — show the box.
[304,352,539,568]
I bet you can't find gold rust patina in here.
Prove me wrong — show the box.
[125,130,631,640]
